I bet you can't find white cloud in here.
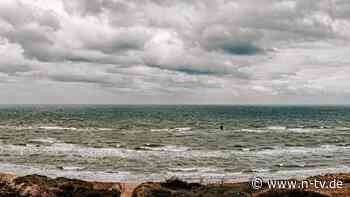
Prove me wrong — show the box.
[0,0,349,104]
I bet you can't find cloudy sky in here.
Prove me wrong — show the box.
[0,0,349,104]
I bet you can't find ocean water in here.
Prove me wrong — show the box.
[0,105,349,182]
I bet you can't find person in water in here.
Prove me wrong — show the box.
[220,125,224,130]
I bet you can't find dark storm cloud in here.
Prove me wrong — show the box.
[146,64,225,75]
[0,1,61,62]
[82,28,152,54]
[0,65,32,75]
[207,41,263,55]
[4,26,56,61]
[62,0,104,16]
[49,73,111,85]
[174,67,222,75]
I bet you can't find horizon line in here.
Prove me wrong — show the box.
[0,104,350,106]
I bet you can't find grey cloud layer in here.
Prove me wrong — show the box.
[0,0,349,104]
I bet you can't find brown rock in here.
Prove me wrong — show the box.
[1,174,121,197]
[0,173,16,185]
[132,182,171,197]
[132,179,250,197]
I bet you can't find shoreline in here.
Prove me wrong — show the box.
[1,161,350,184]
[0,172,349,197]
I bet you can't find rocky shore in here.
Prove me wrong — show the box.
[0,173,349,197]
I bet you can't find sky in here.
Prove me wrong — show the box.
[0,0,349,104]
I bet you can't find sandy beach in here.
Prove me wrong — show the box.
[0,172,349,197]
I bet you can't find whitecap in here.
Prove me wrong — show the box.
[242,148,250,152]
[58,166,85,171]
[29,138,57,144]
[267,126,287,130]
[241,128,267,133]
[0,162,139,182]
[96,128,114,131]
[37,126,115,132]
[336,127,350,131]
[256,145,349,156]
[286,127,329,133]
[150,128,170,132]
[287,128,312,133]
[241,127,329,133]
[39,126,78,131]
[172,127,192,132]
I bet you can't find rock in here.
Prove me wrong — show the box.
[189,187,250,197]
[0,174,121,197]
[132,179,250,197]
[160,178,202,190]
[132,182,171,197]
[0,173,16,184]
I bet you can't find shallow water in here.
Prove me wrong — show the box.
[0,105,349,182]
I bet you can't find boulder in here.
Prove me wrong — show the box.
[0,174,121,197]
[132,179,250,197]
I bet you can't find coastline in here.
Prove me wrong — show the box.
[0,172,349,197]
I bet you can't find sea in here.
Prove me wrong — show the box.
[0,105,349,183]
